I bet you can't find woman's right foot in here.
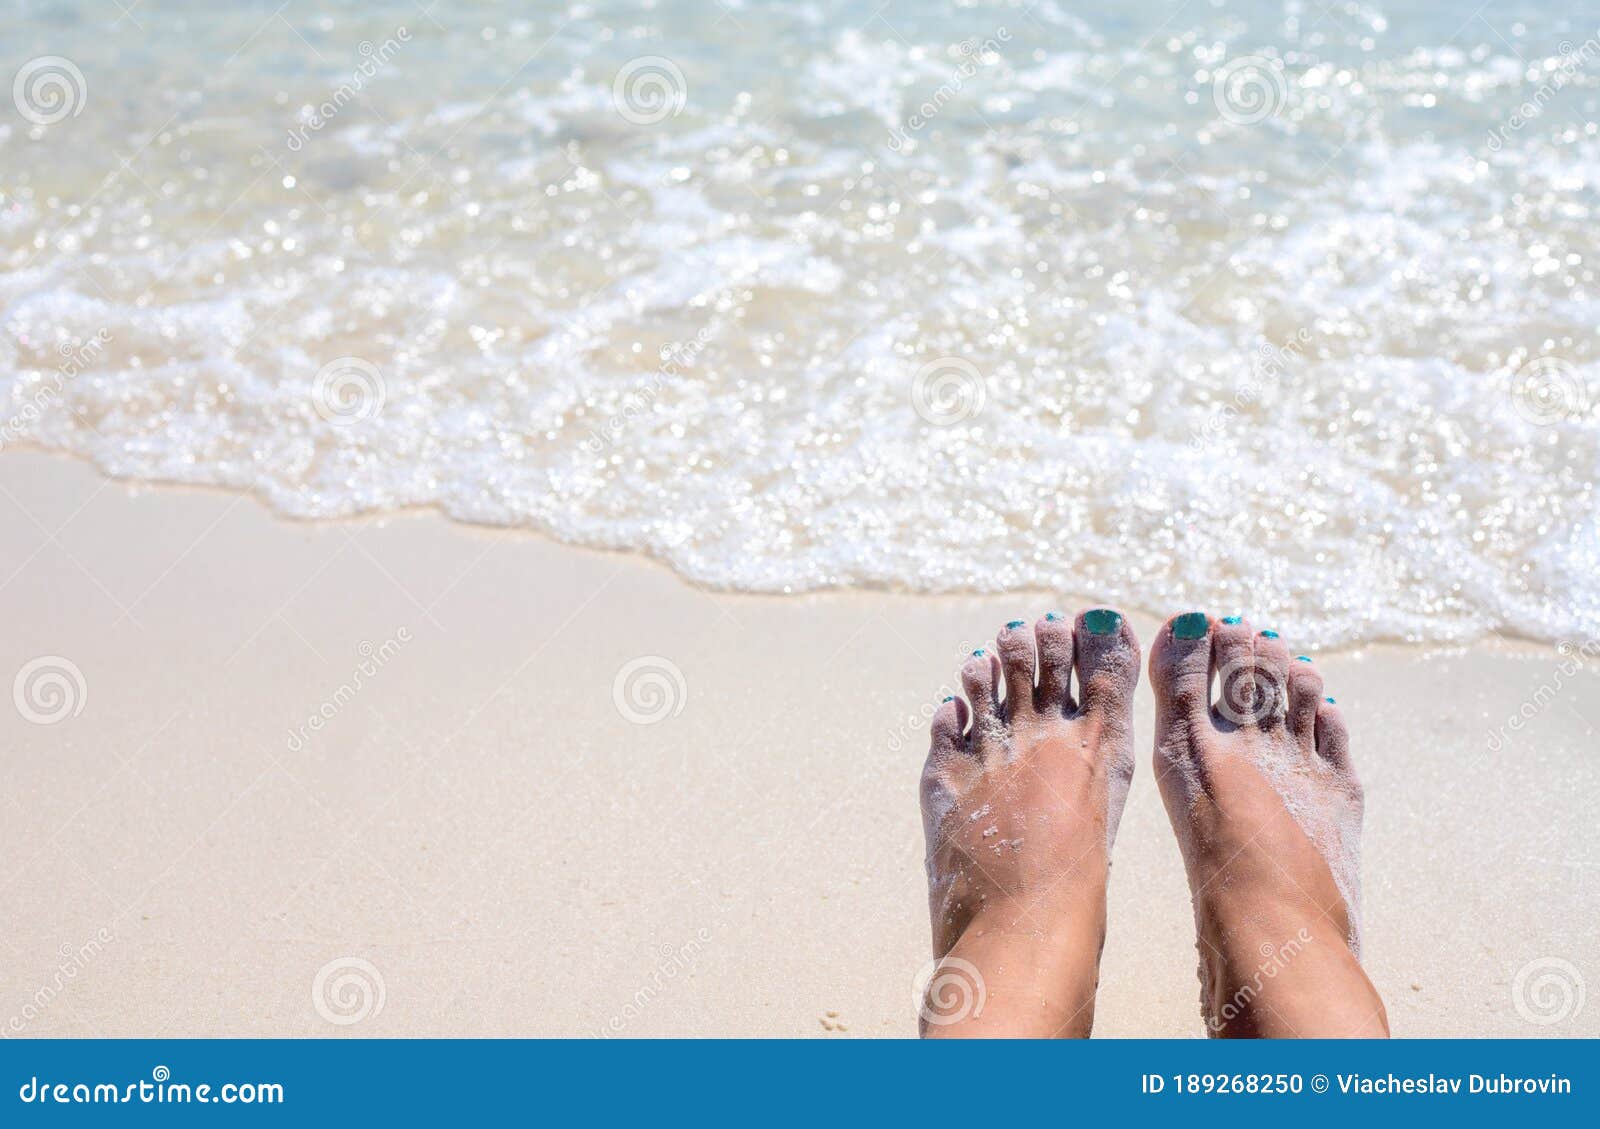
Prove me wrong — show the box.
[1148,612,1388,1038]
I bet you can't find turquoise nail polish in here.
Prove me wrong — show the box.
[1084,608,1122,636]
[1222,615,1243,625]
[1172,612,1209,640]
[1005,620,1025,629]
[1260,629,1279,639]
[1296,655,1312,662]
[971,648,985,657]
[943,695,955,703]
[1045,612,1061,621]
[1325,696,1336,704]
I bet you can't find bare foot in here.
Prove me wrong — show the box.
[1148,612,1388,1038]
[918,610,1140,1037]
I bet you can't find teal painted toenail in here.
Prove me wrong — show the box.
[943,696,955,703]
[1045,612,1061,621]
[1296,655,1313,662]
[1260,629,1279,638]
[1222,615,1243,625]
[971,648,985,657]
[1005,620,1025,629]
[1084,608,1122,636]
[1325,696,1336,704]
[1172,612,1209,640]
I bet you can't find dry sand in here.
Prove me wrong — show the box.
[0,448,1595,1037]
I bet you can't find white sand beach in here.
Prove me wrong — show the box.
[1,449,1594,1037]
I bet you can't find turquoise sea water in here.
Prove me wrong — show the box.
[2,1,1599,644]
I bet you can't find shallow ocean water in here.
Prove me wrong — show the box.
[2,0,1599,645]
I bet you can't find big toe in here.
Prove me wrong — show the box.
[1149,611,1213,723]
[1072,608,1140,730]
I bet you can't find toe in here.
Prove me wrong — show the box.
[1032,611,1076,716]
[1286,658,1325,748]
[1209,615,1261,727]
[1250,628,1296,729]
[1072,608,1140,726]
[959,647,1004,748]
[1149,611,1214,719]
[995,620,1037,722]
[929,695,968,760]
[1314,697,1353,771]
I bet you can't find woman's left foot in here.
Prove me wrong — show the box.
[918,610,1140,1037]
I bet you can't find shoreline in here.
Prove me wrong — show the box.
[0,444,1572,656]
[0,448,1594,1037]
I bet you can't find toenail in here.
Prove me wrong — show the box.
[971,648,985,657]
[1296,655,1313,662]
[942,695,955,703]
[1084,608,1122,636]
[1172,612,1209,640]
[1044,611,1061,621]
[1222,615,1243,625]
[1260,629,1279,638]
[1005,620,1025,629]
[1325,696,1336,704]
